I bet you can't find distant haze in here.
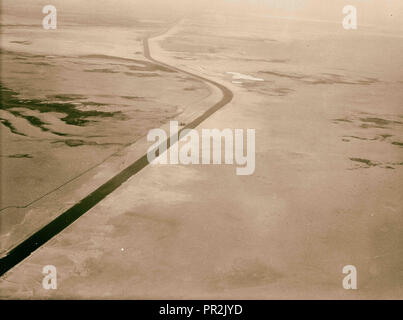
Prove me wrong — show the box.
[2,0,403,31]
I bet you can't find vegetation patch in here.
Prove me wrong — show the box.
[0,84,122,136]
[350,158,378,167]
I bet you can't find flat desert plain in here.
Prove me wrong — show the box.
[0,0,402,299]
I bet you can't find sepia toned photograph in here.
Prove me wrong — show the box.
[0,0,402,302]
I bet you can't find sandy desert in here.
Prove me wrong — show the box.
[0,0,402,299]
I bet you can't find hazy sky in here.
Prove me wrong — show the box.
[2,0,402,30]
